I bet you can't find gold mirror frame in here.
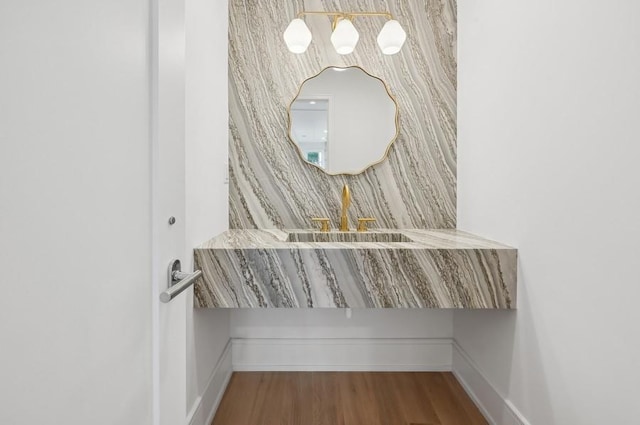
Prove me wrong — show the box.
[286,66,400,176]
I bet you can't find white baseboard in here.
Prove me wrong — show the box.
[232,338,453,371]
[452,341,531,425]
[187,339,233,425]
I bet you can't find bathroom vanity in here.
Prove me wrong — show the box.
[218,17,517,312]
[193,228,516,309]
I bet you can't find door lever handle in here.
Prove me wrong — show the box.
[160,259,202,303]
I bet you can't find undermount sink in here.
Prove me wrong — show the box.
[286,231,413,243]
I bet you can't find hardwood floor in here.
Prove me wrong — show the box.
[212,372,487,425]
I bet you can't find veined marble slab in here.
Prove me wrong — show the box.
[229,0,457,229]
[193,229,517,309]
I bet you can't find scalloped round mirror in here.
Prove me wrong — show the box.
[287,66,398,175]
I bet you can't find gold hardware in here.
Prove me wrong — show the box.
[311,217,331,232]
[331,15,344,31]
[286,66,400,176]
[340,184,351,231]
[294,11,395,41]
[296,11,394,21]
[357,218,376,232]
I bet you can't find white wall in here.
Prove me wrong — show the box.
[184,0,230,424]
[232,309,452,339]
[231,309,454,369]
[0,1,152,424]
[456,1,640,424]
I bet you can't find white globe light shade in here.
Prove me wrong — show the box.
[377,20,407,55]
[283,18,312,53]
[330,19,359,55]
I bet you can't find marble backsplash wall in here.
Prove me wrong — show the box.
[229,0,457,229]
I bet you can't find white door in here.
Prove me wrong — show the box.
[1,0,191,423]
[151,0,188,424]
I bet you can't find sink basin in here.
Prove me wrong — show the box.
[286,231,413,243]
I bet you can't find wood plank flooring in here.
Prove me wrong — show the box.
[212,372,487,425]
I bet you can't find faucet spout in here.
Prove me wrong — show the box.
[340,184,350,231]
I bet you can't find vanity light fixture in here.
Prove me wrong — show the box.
[283,11,407,55]
[331,18,360,54]
[283,18,313,53]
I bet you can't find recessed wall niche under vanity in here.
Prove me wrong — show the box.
[196,0,516,422]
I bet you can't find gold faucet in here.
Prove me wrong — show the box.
[340,184,350,231]
[311,217,331,232]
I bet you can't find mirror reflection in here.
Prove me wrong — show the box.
[288,66,398,175]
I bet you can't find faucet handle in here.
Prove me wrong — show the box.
[311,217,331,232]
[357,217,376,232]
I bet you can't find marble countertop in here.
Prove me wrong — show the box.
[196,229,515,250]
[193,229,517,309]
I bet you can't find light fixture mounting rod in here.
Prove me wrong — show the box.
[296,11,394,21]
